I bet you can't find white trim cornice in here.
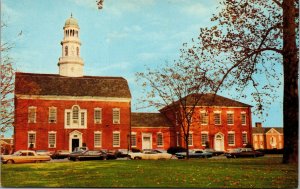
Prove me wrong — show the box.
[16,94,131,102]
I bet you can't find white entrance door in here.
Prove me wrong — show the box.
[214,134,224,151]
[142,133,152,150]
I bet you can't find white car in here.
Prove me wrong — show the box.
[128,149,174,160]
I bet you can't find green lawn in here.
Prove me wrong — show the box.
[1,156,298,188]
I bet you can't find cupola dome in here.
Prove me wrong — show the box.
[64,14,79,28]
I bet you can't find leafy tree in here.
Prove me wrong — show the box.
[136,58,215,159]
[194,0,298,164]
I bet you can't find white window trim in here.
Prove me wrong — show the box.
[201,132,209,146]
[28,131,36,148]
[227,112,234,125]
[214,112,221,125]
[94,108,102,124]
[28,106,37,123]
[48,131,57,148]
[157,132,164,147]
[188,132,193,146]
[113,131,120,147]
[48,107,57,123]
[64,106,87,129]
[242,132,248,145]
[94,131,102,148]
[200,111,209,125]
[131,132,137,147]
[241,113,246,125]
[113,108,120,124]
[228,131,235,146]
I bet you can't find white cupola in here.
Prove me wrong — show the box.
[58,14,84,77]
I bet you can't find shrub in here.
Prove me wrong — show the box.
[167,146,186,154]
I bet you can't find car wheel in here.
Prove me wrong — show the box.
[233,155,237,158]
[134,157,141,160]
[6,159,14,164]
[75,158,80,161]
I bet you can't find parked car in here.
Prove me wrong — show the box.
[204,148,224,156]
[175,149,213,159]
[224,148,264,158]
[73,146,88,152]
[128,149,174,160]
[51,150,70,159]
[1,150,51,164]
[68,150,109,161]
[114,149,129,158]
[36,150,52,156]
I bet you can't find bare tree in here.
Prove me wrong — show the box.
[193,0,298,164]
[0,22,17,133]
[136,53,216,158]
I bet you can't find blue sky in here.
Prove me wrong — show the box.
[2,0,283,137]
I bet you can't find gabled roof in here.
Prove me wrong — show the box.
[252,127,283,134]
[131,113,173,128]
[160,93,251,112]
[15,72,131,98]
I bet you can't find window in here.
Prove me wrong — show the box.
[65,46,68,56]
[188,133,193,146]
[65,106,87,129]
[49,107,57,123]
[28,132,36,148]
[94,132,102,147]
[131,133,137,147]
[28,106,36,123]
[200,112,209,125]
[201,133,208,146]
[94,108,102,124]
[72,106,79,124]
[242,132,247,145]
[66,112,71,126]
[48,132,56,148]
[76,47,79,56]
[113,108,120,124]
[157,133,163,147]
[81,112,85,126]
[241,113,246,125]
[227,112,234,125]
[228,133,235,146]
[113,132,120,147]
[214,112,221,125]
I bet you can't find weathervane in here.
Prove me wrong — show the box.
[97,0,104,10]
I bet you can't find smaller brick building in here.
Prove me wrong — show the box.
[252,122,283,150]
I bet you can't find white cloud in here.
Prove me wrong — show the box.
[1,2,22,23]
[72,0,98,10]
[106,0,155,16]
[105,25,143,43]
[181,2,210,17]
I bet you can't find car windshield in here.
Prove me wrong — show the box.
[13,151,22,156]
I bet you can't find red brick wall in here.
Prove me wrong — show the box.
[14,98,130,151]
[162,107,252,151]
[131,127,175,150]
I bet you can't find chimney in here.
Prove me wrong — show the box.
[255,122,262,128]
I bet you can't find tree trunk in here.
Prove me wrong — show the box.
[185,136,190,159]
[282,0,298,164]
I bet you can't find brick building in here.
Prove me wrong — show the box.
[14,16,253,152]
[252,122,283,150]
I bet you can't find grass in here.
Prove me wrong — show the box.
[0,156,298,188]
